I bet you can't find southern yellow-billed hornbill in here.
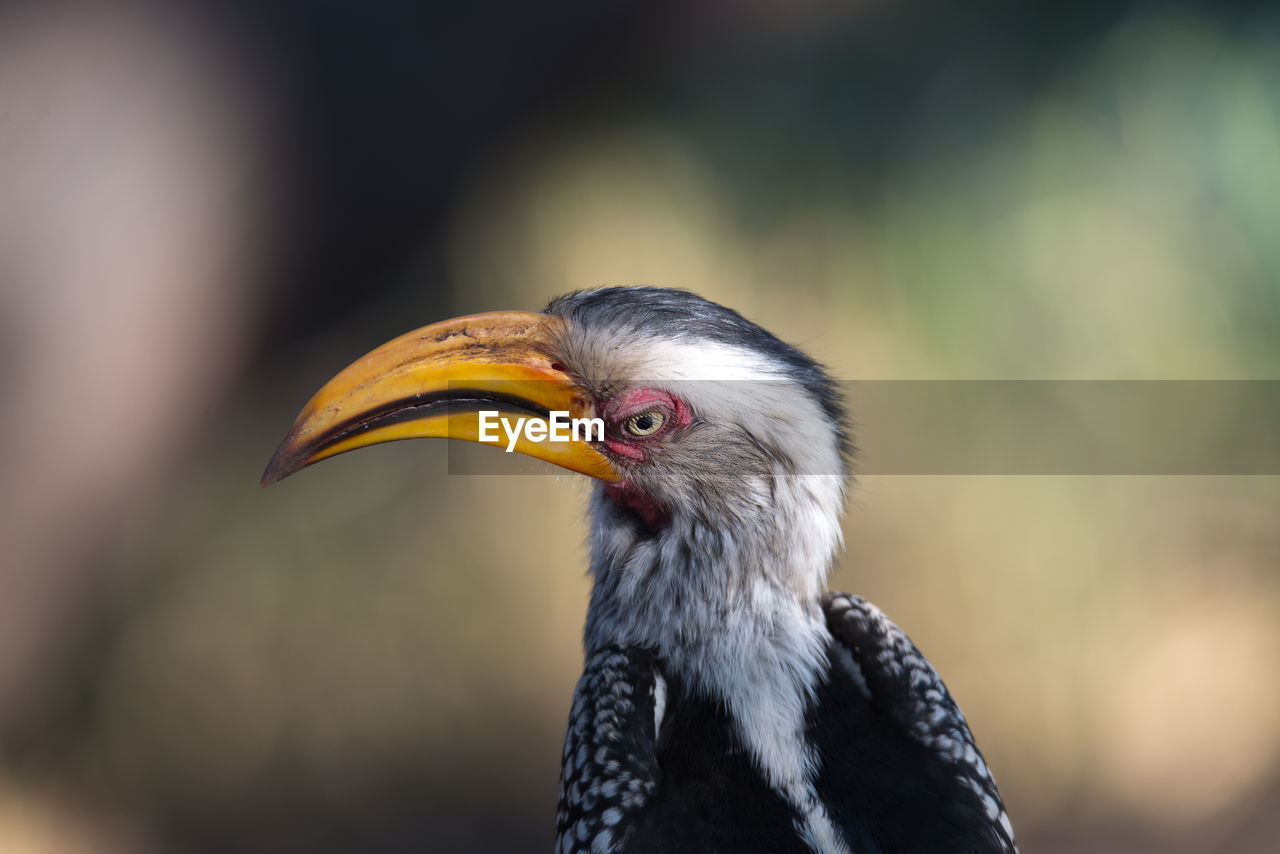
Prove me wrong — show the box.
[263,287,1016,854]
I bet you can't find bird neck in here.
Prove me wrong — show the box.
[582,474,849,844]
[582,474,844,695]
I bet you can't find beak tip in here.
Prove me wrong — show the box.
[259,459,286,488]
[260,438,307,487]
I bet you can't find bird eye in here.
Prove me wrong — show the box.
[624,409,665,437]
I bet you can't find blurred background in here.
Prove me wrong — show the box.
[1,0,1278,851]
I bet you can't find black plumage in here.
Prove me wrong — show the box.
[557,595,1014,854]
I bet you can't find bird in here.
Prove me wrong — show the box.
[262,286,1017,854]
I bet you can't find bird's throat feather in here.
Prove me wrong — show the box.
[604,481,670,529]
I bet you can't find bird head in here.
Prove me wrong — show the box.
[264,287,849,619]
[266,287,845,519]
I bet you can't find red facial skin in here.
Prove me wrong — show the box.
[598,387,692,528]
[604,481,670,528]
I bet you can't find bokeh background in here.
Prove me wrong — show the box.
[1,0,1278,851]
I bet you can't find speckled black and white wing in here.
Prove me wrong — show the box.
[556,646,661,854]
[822,593,1018,853]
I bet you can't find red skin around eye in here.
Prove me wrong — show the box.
[598,387,692,529]
[600,388,691,461]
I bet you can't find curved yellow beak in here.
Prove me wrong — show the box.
[261,311,619,485]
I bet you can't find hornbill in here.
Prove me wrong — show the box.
[263,287,1016,853]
